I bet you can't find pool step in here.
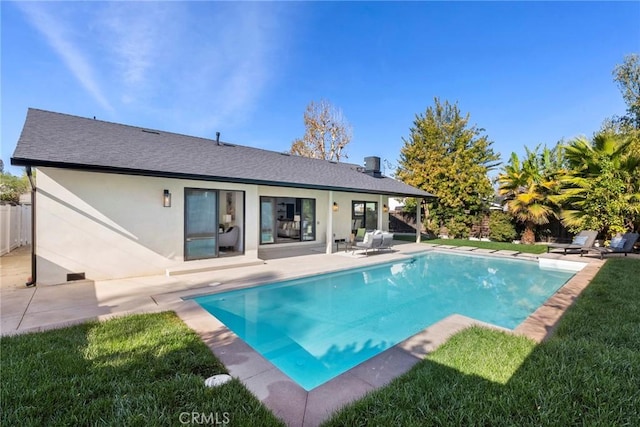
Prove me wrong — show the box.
[166,257,265,276]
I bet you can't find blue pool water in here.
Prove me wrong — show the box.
[193,251,575,390]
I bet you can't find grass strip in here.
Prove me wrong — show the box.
[1,312,284,426]
[397,236,548,254]
[323,259,640,426]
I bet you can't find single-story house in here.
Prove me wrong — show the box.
[11,108,434,285]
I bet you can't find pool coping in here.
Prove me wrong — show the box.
[172,248,605,427]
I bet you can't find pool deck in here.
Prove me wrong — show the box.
[1,241,618,426]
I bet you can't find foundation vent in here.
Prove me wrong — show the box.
[67,272,86,282]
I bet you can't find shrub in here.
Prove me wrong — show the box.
[446,217,470,239]
[488,211,517,242]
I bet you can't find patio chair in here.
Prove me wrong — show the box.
[354,228,366,243]
[380,232,394,251]
[348,227,367,251]
[546,230,598,255]
[581,232,639,259]
[355,231,383,255]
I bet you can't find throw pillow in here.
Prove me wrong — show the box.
[609,237,626,250]
[572,235,588,246]
[362,232,372,244]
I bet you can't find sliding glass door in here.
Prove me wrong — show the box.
[260,196,316,244]
[352,201,378,232]
[185,188,218,260]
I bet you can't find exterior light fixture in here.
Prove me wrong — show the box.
[163,189,171,207]
[383,204,389,213]
[332,202,339,212]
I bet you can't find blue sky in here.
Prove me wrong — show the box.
[2,1,639,177]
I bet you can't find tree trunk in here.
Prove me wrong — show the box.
[521,224,536,245]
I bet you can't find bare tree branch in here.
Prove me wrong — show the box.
[290,99,352,161]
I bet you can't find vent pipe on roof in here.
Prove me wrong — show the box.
[216,132,221,146]
[364,156,382,178]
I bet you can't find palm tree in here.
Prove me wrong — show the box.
[552,133,640,237]
[497,146,562,244]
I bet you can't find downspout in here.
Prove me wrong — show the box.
[25,166,36,287]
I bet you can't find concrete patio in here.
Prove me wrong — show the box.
[1,241,618,426]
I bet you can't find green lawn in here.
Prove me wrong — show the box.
[323,258,640,426]
[1,312,284,427]
[395,235,549,254]
[3,260,638,425]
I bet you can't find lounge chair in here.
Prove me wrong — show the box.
[581,232,639,259]
[546,230,598,255]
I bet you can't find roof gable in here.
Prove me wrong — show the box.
[11,108,434,198]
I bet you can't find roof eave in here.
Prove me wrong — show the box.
[10,157,436,199]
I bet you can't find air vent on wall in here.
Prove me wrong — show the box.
[67,272,86,281]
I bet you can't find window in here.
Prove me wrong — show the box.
[260,196,316,244]
[352,201,378,232]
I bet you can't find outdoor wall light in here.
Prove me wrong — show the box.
[332,202,339,212]
[383,204,389,213]
[163,189,171,207]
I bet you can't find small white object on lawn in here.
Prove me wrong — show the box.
[205,374,232,387]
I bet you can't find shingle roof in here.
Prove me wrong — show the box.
[11,108,434,198]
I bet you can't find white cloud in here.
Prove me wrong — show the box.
[99,3,178,91]
[122,2,289,136]
[18,2,114,112]
[17,2,292,135]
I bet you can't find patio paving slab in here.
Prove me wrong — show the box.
[470,248,498,253]
[494,250,520,256]
[514,252,539,259]
[304,372,374,427]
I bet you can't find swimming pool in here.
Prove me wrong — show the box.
[193,251,575,390]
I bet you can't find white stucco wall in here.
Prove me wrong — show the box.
[35,168,257,285]
[35,168,391,285]
[329,192,390,240]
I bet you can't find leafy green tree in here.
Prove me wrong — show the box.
[552,133,640,237]
[497,144,563,244]
[613,53,640,129]
[396,98,500,238]
[611,54,640,206]
[0,170,30,204]
[488,210,517,242]
[290,99,352,161]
